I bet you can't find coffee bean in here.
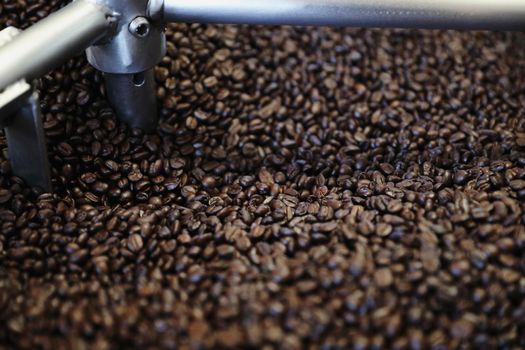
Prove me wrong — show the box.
[7,247,34,260]
[450,318,475,340]
[185,116,198,130]
[216,244,235,258]
[213,48,230,61]
[0,189,12,204]
[203,76,218,88]
[509,179,525,190]
[201,176,217,189]
[374,268,394,288]
[127,234,144,253]
[56,142,73,157]
[376,223,392,237]
[81,172,97,184]
[105,160,119,172]
[128,169,143,182]
[313,221,337,233]
[93,181,108,194]
[69,249,89,264]
[454,170,468,185]
[258,168,274,184]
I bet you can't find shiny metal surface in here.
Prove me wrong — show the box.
[0,0,114,92]
[0,80,32,126]
[160,0,525,30]
[5,92,52,191]
[86,0,163,132]
[104,69,158,132]
[86,0,166,74]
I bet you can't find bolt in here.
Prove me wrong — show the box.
[129,17,151,38]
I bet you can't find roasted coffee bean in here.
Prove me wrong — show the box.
[509,179,525,191]
[69,249,89,264]
[93,181,109,194]
[0,189,12,204]
[201,176,217,189]
[376,223,393,237]
[127,234,144,253]
[56,142,73,157]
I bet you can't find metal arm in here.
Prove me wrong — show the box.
[153,0,525,31]
[0,0,114,191]
[0,0,114,92]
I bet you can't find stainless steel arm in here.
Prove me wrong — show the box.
[156,0,525,31]
[0,0,115,92]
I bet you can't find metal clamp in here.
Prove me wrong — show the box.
[86,0,166,131]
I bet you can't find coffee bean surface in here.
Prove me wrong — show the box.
[1,1,525,349]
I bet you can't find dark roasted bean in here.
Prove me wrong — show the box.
[374,268,394,288]
[0,189,12,204]
[127,234,144,253]
[201,176,217,189]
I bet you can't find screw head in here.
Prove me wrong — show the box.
[129,17,151,38]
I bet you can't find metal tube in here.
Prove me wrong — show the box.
[104,69,158,132]
[5,92,52,191]
[0,0,114,91]
[160,0,525,31]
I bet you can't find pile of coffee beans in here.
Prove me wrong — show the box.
[2,1,525,348]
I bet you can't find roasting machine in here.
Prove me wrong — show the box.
[0,0,524,191]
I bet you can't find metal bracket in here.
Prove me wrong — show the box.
[0,28,51,191]
[85,0,166,131]
[86,0,165,74]
[0,80,32,123]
